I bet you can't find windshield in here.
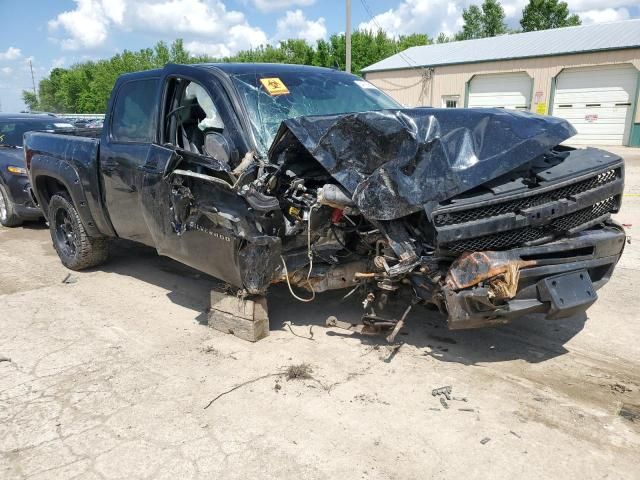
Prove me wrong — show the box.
[0,119,74,147]
[231,70,401,154]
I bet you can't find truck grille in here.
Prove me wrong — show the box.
[445,196,617,253]
[434,168,620,227]
[432,158,624,255]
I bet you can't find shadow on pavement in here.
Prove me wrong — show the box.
[267,284,588,365]
[95,239,220,325]
[95,239,587,365]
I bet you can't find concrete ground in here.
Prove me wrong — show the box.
[1,147,639,480]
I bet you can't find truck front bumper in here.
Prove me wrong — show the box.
[442,223,626,329]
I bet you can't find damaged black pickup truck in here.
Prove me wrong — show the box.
[24,63,626,336]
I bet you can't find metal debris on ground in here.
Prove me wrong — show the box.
[432,386,452,400]
[440,397,449,409]
[618,403,640,423]
[458,408,475,412]
[62,273,78,284]
[480,437,491,445]
[0,356,11,363]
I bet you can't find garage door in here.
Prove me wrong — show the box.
[552,64,637,146]
[468,72,532,110]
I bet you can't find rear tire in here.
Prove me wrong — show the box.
[48,192,109,270]
[0,183,23,227]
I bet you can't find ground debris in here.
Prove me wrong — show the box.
[0,355,11,363]
[284,322,315,341]
[610,383,632,394]
[203,363,318,408]
[432,385,452,399]
[62,274,78,284]
[618,403,640,423]
[285,363,313,381]
[480,437,491,445]
[200,345,220,355]
[204,373,280,409]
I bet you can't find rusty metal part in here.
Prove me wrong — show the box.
[287,261,367,293]
[325,315,387,335]
[374,255,388,271]
[385,304,413,344]
[445,251,537,292]
[354,272,376,280]
[487,262,520,300]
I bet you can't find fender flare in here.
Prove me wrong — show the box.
[30,155,107,237]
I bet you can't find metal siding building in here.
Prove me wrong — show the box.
[362,20,640,146]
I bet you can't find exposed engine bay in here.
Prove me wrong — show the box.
[158,108,626,339]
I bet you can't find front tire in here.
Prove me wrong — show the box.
[48,193,109,270]
[0,183,23,227]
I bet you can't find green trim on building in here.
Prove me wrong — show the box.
[630,123,640,147]
[629,71,640,147]
[548,75,558,116]
[463,77,471,108]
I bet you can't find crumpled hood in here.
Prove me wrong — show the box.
[269,108,576,220]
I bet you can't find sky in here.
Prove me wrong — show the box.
[1,0,639,112]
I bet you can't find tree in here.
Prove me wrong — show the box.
[457,0,508,40]
[520,0,581,31]
[22,91,39,111]
[31,31,430,114]
[482,0,508,36]
[459,5,484,40]
[397,33,431,51]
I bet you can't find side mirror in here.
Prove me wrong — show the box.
[204,132,231,164]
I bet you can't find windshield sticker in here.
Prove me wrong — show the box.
[0,134,4,143]
[354,80,379,90]
[260,77,290,96]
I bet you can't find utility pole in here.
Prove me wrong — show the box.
[29,59,37,96]
[345,0,351,73]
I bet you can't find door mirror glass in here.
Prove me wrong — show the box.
[204,132,231,164]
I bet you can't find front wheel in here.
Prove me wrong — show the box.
[0,183,23,227]
[48,193,109,270]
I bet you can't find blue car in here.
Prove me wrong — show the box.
[0,114,74,226]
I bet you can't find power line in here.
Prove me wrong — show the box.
[358,0,433,104]
[358,0,420,71]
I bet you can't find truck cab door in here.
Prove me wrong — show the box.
[139,142,245,287]
[139,76,250,287]
[101,77,159,246]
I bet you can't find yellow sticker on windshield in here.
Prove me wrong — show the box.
[260,77,290,96]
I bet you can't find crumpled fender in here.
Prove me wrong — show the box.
[269,108,576,220]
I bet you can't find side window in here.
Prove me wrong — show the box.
[166,79,226,155]
[111,79,158,143]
